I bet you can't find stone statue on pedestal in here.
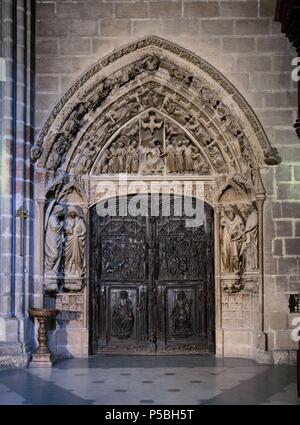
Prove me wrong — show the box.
[220,205,244,273]
[44,204,65,292]
[64,206,87,276]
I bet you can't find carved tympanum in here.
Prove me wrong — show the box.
[92,110,213,176]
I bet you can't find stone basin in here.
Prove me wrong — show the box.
[28,308,59,319]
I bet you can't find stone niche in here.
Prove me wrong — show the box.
[32,36,280,360]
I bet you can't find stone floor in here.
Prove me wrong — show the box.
[0,355,299,405]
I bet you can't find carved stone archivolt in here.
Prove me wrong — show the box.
[33,37,280,168]
[32,36,280,180]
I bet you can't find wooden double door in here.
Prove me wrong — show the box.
[89,195,215,354]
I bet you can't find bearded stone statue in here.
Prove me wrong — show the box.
[240,204,258,271]
[44,204,64,276]
[220,205,244,273]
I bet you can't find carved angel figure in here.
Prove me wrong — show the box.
[64,206,86,276]
[44,205,64,275]
[85,79,112,111]
[63,103,87,136]
[77,141,96,173]
[143,55,160,72]
[200,87,218,108]
[220,205,244,273]
[47,133,70,171]
[208,144,225,172]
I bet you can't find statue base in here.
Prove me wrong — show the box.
[221,273,243,293]
[63,276,84,292]
[242,271,259,293]
[44,274,60,293]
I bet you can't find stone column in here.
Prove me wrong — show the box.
[214,204,224,356]
[82,204,89,330]
[34,198,45,308]
[256,194,268,354]
[0,0,35,366]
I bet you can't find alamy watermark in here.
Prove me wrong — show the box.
[291,317,300,342]
[94,175,205,228]
[292,57,300,82]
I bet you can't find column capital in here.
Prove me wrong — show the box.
[256,194,266,206]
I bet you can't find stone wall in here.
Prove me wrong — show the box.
[34,0,300,362]
[0,0,36,366]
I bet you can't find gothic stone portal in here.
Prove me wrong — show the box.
[89,195,215,354]
[33,37,280,360]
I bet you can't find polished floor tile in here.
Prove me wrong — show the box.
[0,355,299,405]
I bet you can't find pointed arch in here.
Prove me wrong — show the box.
[32,35,280,180]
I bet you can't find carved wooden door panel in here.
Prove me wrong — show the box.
[90,197,151,354]
[89,195,215,354]
[153,197,215,354]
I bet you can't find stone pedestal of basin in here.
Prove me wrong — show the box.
[28,308,59,367]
